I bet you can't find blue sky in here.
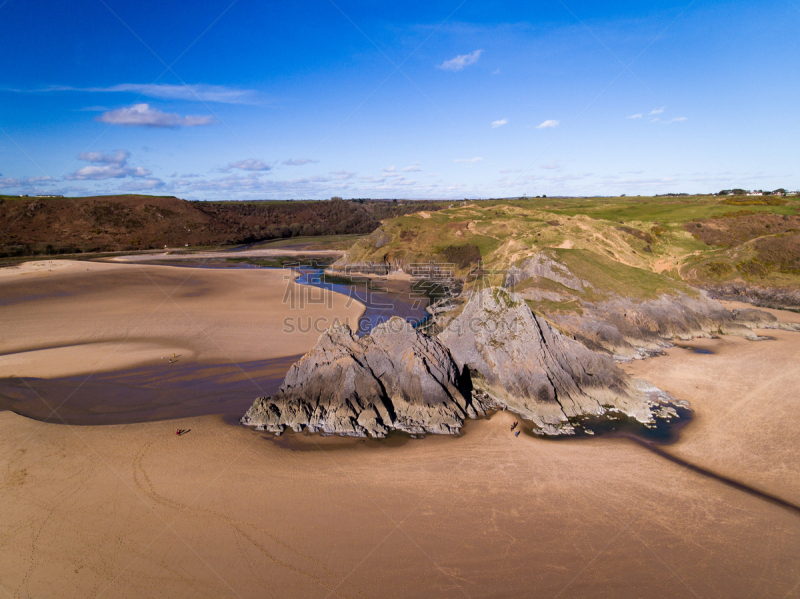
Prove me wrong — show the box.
[1,0,799,200]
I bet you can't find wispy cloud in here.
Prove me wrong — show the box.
[226,158,270,171]
[536,119,559,129]
[282,158,319,166]
[626,113,642,119]
[401,162,422,172]
[668,116,687,123]
[96,104,216,128]
[540,160,561,170]
[650,106,665,115]
[454,157,483,163]
[9,83,260,104]
[437,49,482,71]
[492,119,508,128]
[0,175,52,189]
[65,150,152,180]
[119,178,166,191]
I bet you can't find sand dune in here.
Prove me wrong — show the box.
[1,278,799,597]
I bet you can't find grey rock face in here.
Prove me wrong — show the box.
[438,288,659,434]
[704,282,800,311]
[551,293,796,359]
[242,289,679,438]
[504,253,591,292]
[241,317,482,438]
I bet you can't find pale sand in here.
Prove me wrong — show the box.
[110,249,344,263]
[1,299,799,596]
[622,300,800,504]
[0,260,364,379]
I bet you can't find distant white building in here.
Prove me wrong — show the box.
[747,191,763,196]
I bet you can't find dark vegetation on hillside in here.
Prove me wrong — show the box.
[686,211,800,247]
[0,195,448,257]
[689,211,800,279]
[440,244,482,269]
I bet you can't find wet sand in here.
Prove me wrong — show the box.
[0,260,363,379]
[0,356,299,425]
[0,260,363,425]
[1,293,799,597]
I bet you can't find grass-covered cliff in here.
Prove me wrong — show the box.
[334,195,800,312]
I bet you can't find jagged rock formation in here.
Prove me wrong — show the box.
[550,294,778,359]
[241,317,484,437]
[438,288,661,434]
[243,288,677,437]
[498,252,798,358]
[547,293,800,359]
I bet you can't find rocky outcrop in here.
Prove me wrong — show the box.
[549,293,800,359]
[241,317,485,438]
[505,253,591,292]
[551,293,763,358]
[242,289,682,438]
[438,288,663,434]
[704,282,800,311]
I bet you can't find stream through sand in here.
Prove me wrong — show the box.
[0,261,425,425]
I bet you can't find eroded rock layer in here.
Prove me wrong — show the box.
[243,288,675,437]
[241,317,483,437]
[438,288,661,434]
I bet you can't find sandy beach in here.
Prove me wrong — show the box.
[1,262,799,598]
[0,259,363,379]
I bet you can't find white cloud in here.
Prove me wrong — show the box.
[382,165,397,173]
[627,113,642,119]
[119,178,166,191]
[668,116,687,123]
[437,49,482,71]
[66,150,152,180]
[454,157,483,163]
[540,160,561,170]
[536,119,560,129]
[282,158,319,166]
[498,168,522,173]
[78,150,129,165]
[401,162,422,172]
[14,83,260,104]
[102,83,259,104]
[492,119,508,128]
[650,107,665,115]
[0,175,52,189]
[226,158,270,171]
[96,104,216,128]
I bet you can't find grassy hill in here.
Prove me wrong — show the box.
[335,195,800,309]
